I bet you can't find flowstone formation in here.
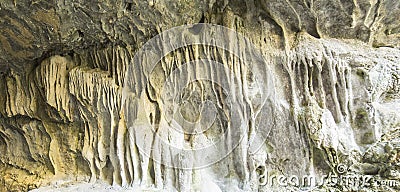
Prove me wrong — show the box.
[0,0,400,191]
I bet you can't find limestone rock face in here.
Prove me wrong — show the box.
[0,0,399,191]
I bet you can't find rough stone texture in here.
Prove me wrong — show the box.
[0,0,399,191]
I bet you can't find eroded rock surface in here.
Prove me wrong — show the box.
[0,0,399,191]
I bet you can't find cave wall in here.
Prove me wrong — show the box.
[0,0,400,191]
